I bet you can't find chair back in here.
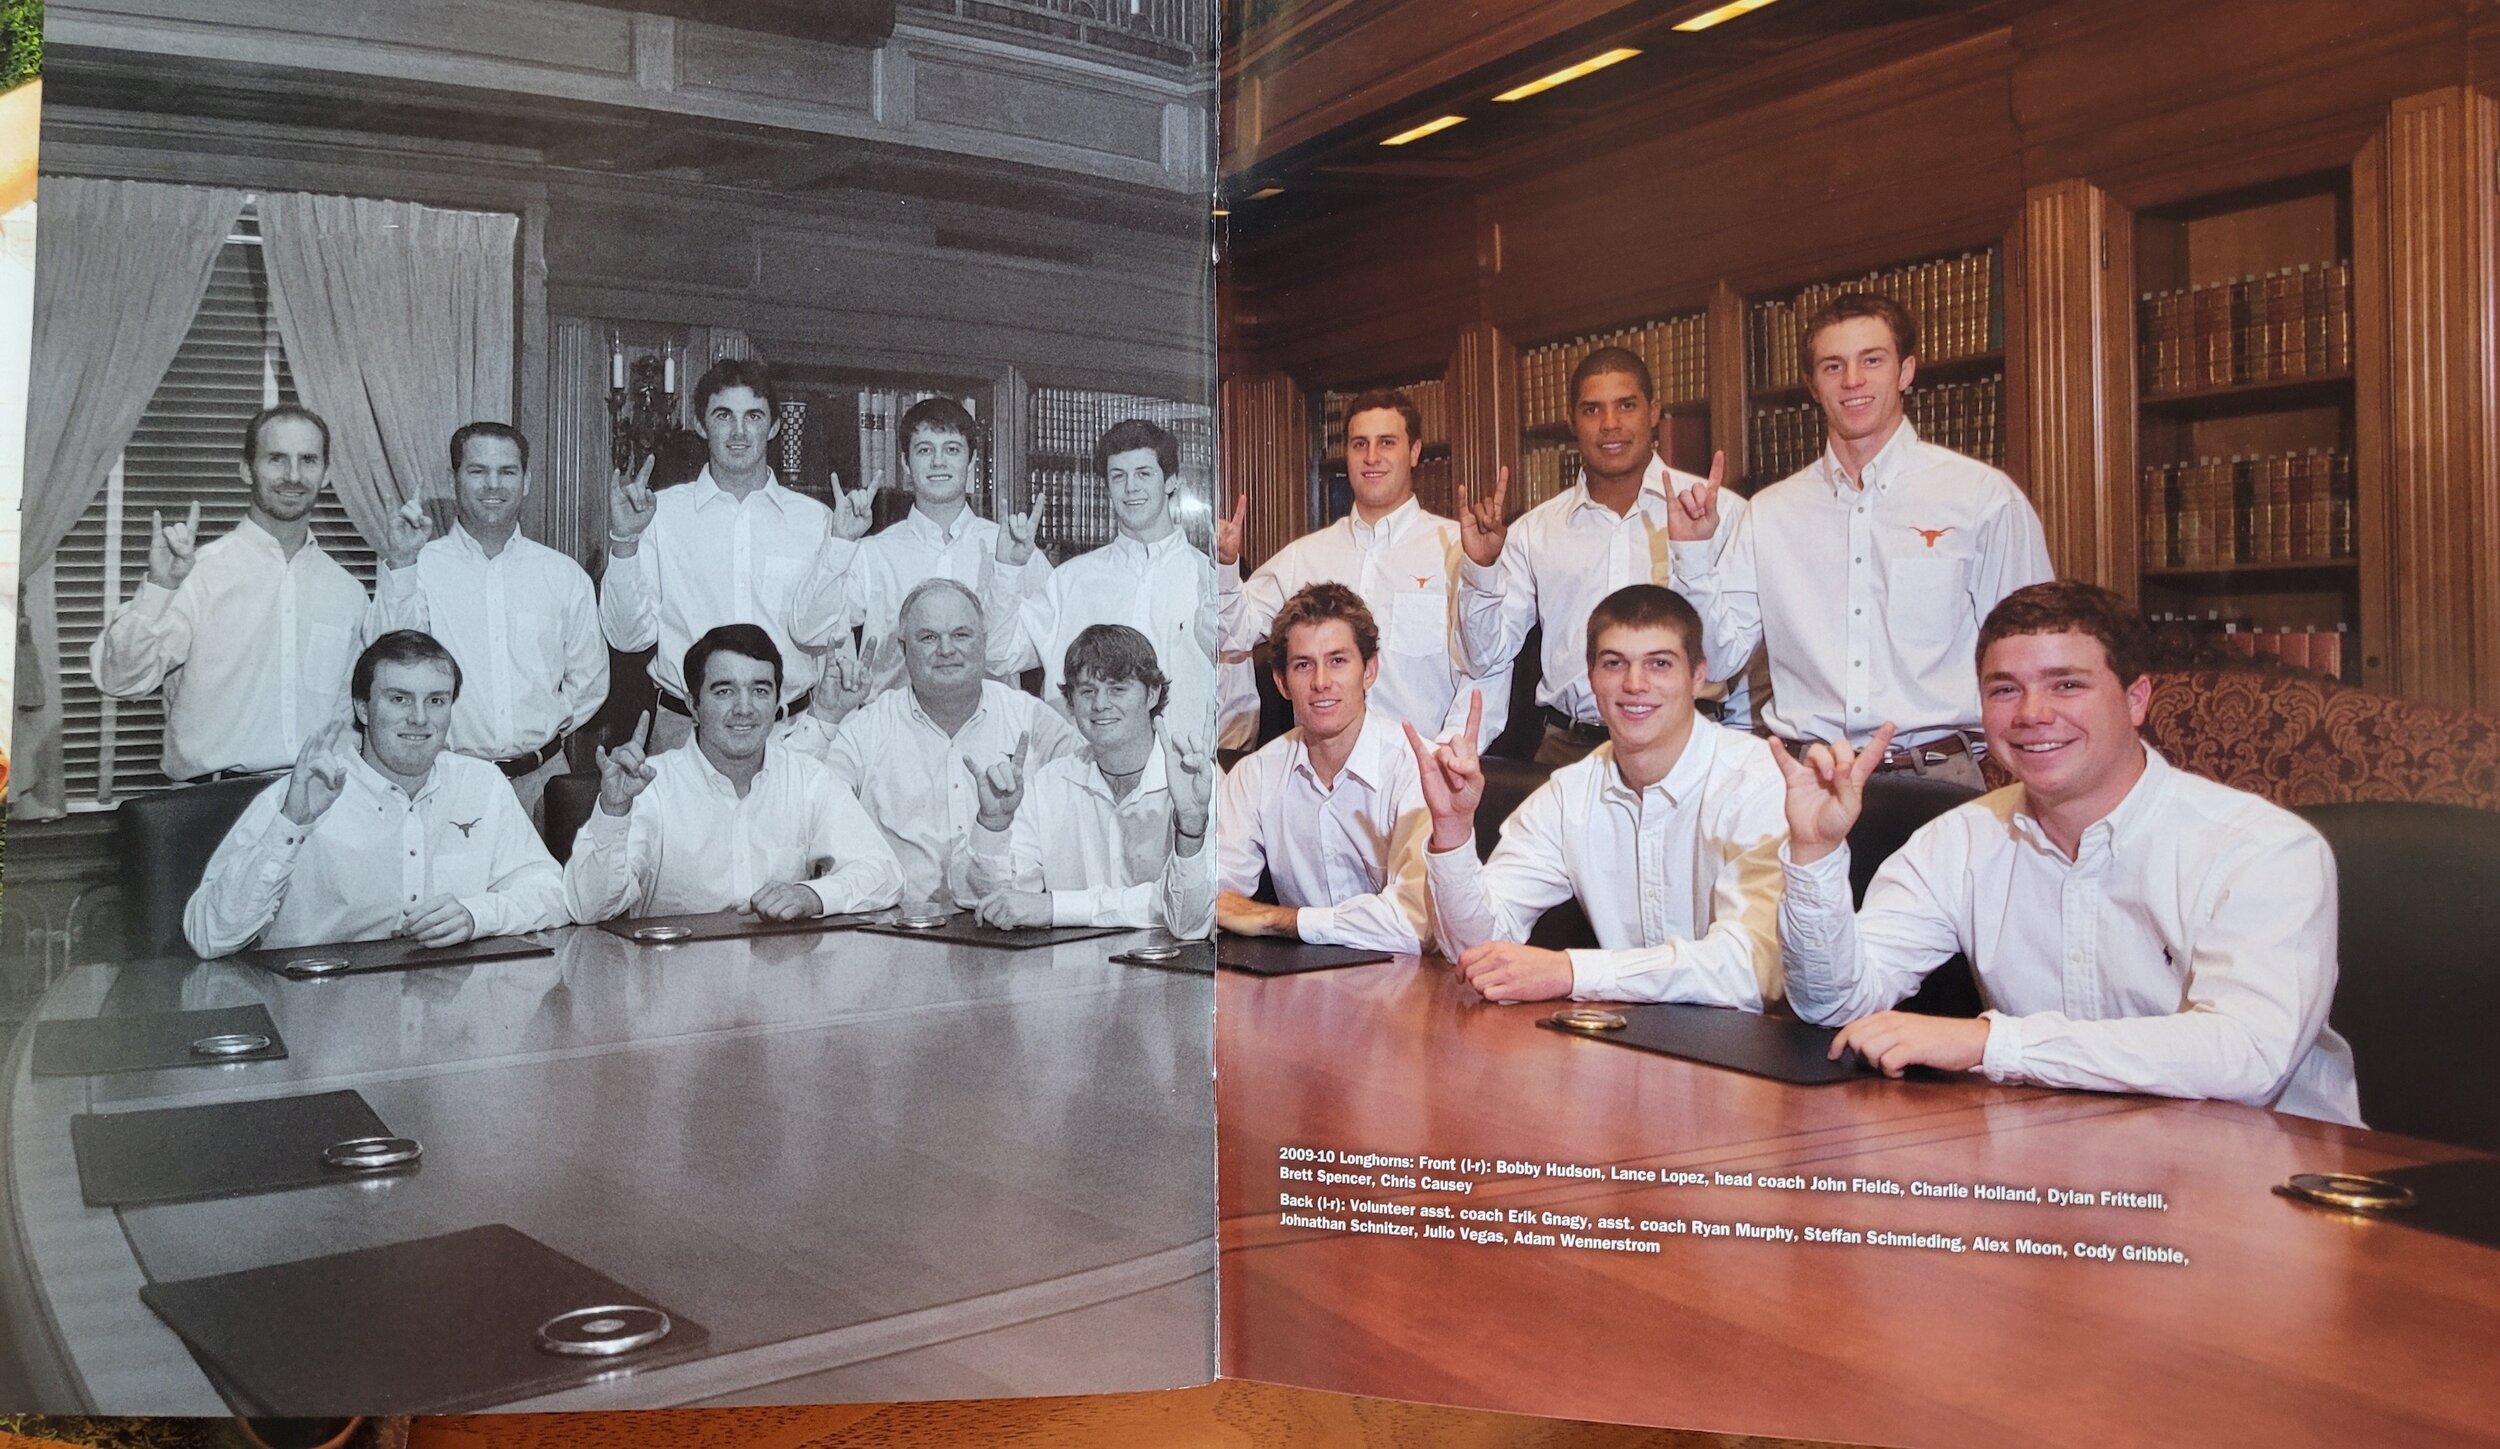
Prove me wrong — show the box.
[542,773,604,865]
[115,778,274,958]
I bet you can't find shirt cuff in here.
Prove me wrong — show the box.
[1458,554,1504,592]
[132,579,180,616]
[1293,905,1334,945]
[1667,538,1719,572]
[1976,1010,2022,1082]
[1780,841,1853,891]
[804,877,848,916]
[972,820,1013,854]
[1565,948,1612,1000]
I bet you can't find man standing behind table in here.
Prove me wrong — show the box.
[1218,584,1433,954]
[565,624,904,922]
[1214,389,1507,741]
[89,405,369,782]
[183,630,568,958]
[601,359,835,753]
[790,395,1051,694]
[1410,585,1786,1008]
[368,422,606,819]
[790,578,1083,909]
[1669,292,2052,788]
[986,418,1233,742]
[965,623,1217,937]
[1774,582,2360,1125]
[1457,348,1751,767]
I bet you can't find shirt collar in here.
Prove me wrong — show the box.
[1569,453,1673,524]
[1108,528,1186,567]
[1598,714,1718,807]
[443,521,518,563]
[689,738,778,797]
[689,466,790,513]
[899,505,975,547]
[1346,496,1421,549]
[905,682,991,735]
[1819,419,1920,497]
[1288,710,1391,793]
[2012,741,2169,860]
[1078,739,1169,801]
[347,746,442,805]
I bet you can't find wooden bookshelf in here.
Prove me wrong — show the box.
[2131,174,2366,685]
[1513,307,1710,513]
[1027,384,1214,562]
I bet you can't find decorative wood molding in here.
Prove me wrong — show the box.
[1220,372,1310,570]
[2016,177,2135,591]
[1446,323,1517,523]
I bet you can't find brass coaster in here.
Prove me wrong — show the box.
[2279,1171,2418,1212]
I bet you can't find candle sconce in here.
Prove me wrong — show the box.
[608,347,688,478]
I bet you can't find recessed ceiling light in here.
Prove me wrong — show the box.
[1674,0,1780,32]
[1495,48,1642,102]
[1381,115,1468,147]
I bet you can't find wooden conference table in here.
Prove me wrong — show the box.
[1219,956,2500,1449]
[4,922,1214,1414]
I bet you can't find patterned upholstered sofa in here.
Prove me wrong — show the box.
[2139,666,2500,811]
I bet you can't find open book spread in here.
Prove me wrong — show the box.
[2,3,2496,1447]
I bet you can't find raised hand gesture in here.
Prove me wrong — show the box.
[281,719,354,826]
[995,487,1046,568]
[1767,722,1895,866]
[594,711,659,816]
[1161,721,1213,844]
[1215,494,1248,567]
[382,496,432,570]
[1402,689,1485,853]
[809,634,875,728]
[608,453,657,547]
[965,732,1030,831]
[147,500,203,591]
[829,470,874,541]
[1455,466,1510,568]
[1667,450,1728,543]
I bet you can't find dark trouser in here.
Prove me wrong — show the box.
[1536,710,1608,767]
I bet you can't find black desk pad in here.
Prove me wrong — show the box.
[2366,1159,2500,1250]
[1110,940,1216,973]
[237,933,554,978]
[1217,936,1395,976]
[141,1224,709,1415]
[33,1004,287,1077]
[1537,1002,1874,1085]
[596,908,882,943]
[72,1089,398,1207]
[854,917,1127,951]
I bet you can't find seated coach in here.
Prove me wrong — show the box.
[1218,583,1433,954]
[1409,585,1788,1007]
[183,630,568,957]
[566,624,904,922]
[1775,581,2361,1125]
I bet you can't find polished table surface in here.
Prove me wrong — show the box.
[1218,956,2500,1449]
[5,923,1213,1414]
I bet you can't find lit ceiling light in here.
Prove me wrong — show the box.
[1247,186,1284,200]
[1674,0,1780,32]
[1495,48,1642,101]
[1381,115,1468,147]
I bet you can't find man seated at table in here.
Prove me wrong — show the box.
[965,623,1216,936]
[1407,585,1787,1007]
[792,578,1083,907]
[1774,581,2361,1125]
[183,630,568,958]
[1218,583,1432,954]
[566,623,904,922]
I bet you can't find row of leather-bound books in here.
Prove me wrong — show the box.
[2138,261,2353,396]
[2138,449,2356,571]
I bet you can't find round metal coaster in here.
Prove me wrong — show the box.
[1549,1008,1629,1033]
[895,912,948,930]
[2281,1172,2418,1213]
[630,924,692,944]
[189,1032,273,1058]
[281,956,351,979]
[321,1136,423,1171]
[535,1304,672,1357]
[1125,943,1184,962]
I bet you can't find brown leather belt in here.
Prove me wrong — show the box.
[1874,732,1979,775]
[495,735,569,779]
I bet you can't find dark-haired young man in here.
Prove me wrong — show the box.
[1457,348,1747,766]
[966,623,1216,936]
[183,630,566,957]
[1670,292,2052,786]
[602,358,836,753]
[91,404,370,781]
[792,395,1051,693]
[1218,584,1432,954]
[1215,389,1506,740]
[1774,582,2359,1125]
[1409,585,1787,1007]
[369,422,606,816]
[567,624,902,922]
[988,418,1229,742]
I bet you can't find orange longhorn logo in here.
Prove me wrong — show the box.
[1914,527,1952,548]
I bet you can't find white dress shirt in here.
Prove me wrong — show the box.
[798,680,1085,906]
[1459,454,1748,727]
[1779,745,2361,1125]
[1220,497,1509,739]
[183,751,567,957]
[89,520,369,781]
[599,469,835,705]
[1425,720,1788,1007]
[564,743,905,920]
[789,504,1054,690]
[1218,710,1433,954]
[368,525,607,760]
[1670,421,2052,746]
[989,529,1227,739]
[969,744,1217,936]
